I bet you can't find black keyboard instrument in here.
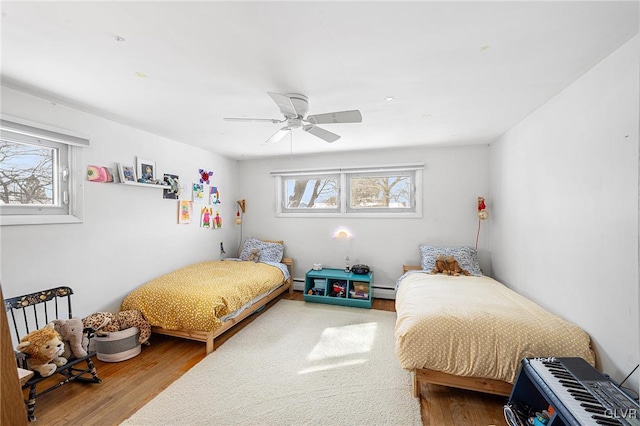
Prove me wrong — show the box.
[506,357,639,426]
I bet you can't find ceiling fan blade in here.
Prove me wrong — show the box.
[224,117,284,123]
[303,124,340,143]
[267,92,298,118]
[262,127,291,145]
[306,110,362,125]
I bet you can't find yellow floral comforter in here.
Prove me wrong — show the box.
[394,272,595,383]
[121,260,286,332]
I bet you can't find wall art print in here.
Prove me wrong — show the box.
[192,182,205,203]
[163,173,180,199]
[210,186,221,204]
[178,200,192,224]
[200,206,213,228]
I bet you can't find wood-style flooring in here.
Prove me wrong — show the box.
[21,291,507,425]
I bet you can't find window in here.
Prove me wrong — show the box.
[272,164,423,217]
[281,173,340,214]
[0,117,88,225]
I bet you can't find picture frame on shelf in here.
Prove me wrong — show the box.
[136,157,156,182]
[117,163,137,183]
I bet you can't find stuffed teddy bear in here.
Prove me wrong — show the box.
[247,249,260,262]
[82,310,151,345]
[52,317,88,359]
[444,255,470,276]
[430,254,448,275]
[16,322,67,377]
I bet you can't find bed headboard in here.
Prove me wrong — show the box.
[403,264,422,274]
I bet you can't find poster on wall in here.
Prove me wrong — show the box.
[192,183,205,203]
[213,210,222,229]
[209,186,221,204]
[163,173,180,199]
[200,206,213,228]
[178,201,192,224]
[178,182,191,200]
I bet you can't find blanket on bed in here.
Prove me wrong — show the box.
[121,260,286,332]
[394,272,595,383]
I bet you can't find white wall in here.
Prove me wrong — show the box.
[237,145,491,289]
[489,35,639,390]
[0,87,241,320]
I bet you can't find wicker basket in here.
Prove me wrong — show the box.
[94,326,141,362]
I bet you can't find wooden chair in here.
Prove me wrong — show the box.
[4,286,102,422]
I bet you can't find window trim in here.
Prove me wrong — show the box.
[272,163,423,218]
[0,115,88,226]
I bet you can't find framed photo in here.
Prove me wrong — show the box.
[136,157,156,182]
[117,163,137,183]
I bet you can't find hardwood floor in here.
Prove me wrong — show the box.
[22,292,506,425]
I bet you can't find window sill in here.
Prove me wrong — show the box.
[0,214,83,226]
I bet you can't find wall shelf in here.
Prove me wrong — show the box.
[120,181,169,189]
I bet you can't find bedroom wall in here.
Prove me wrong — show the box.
[237,144,491,292]
[489,35,640,390]
[0,86,241,320]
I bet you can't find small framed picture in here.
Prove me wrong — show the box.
[136,157,156,182]
[117,163,137,183]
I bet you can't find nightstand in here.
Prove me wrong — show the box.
[304,268,373,309]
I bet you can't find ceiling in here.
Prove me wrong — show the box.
[1,1,638,160]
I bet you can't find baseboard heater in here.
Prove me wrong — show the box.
[372,286,396,300]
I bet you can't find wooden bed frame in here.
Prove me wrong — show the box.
[151,257,294,355]
[402,264,513,398]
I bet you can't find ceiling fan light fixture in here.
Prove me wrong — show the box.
[226,92,362,145]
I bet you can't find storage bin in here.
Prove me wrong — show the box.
[94,326,141,362]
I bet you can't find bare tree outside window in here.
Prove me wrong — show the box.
[274,165,421,217]
[286,177,338,209]
[0,140,54,205]
[350,175,412,208]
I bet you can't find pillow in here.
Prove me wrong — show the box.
[239,237,284,263]
[419,245,482,276]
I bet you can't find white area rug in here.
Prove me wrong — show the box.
[122,299,421,426]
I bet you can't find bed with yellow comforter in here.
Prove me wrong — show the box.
[395,271,595,396]
[121,258,292,354]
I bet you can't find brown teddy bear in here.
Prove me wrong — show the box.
[430,254,448,275]
[16,323,67,377]
[52,317,88,359]
[247,249,260,262]
[444,255,470,276]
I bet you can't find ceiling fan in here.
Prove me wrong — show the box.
[223,92,362,144]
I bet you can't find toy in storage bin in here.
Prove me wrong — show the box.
[94,326,141,362]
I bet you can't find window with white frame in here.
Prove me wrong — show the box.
[0,117,88,225]
[272,164,423,217]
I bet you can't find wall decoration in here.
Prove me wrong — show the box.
[87,165,114,182]
[178,200,192,224]
[178,182,191,200]
[209,186,221,204]
[163,173,180,199]
[200,206,213,228]
[137,157,156,182]
[117,163,136,183]
[192,183,205,203]
[213,211,222,229]
[199,169,213,184]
